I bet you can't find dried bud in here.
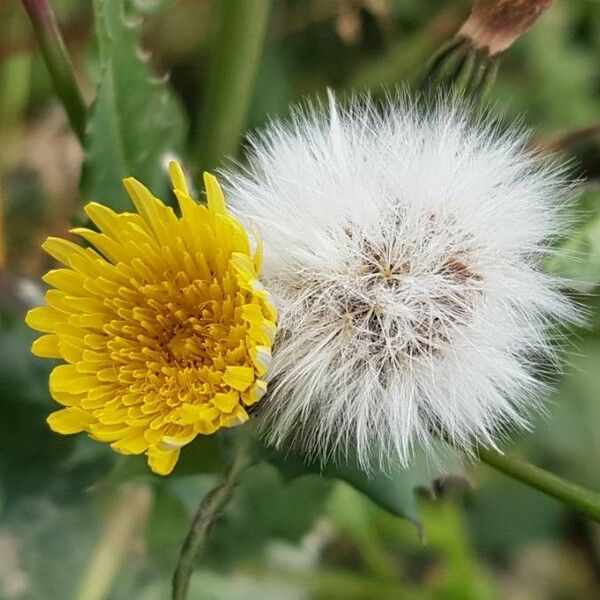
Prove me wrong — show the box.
[459,0,554,55]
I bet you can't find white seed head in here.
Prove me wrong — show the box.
[222,93,579,470]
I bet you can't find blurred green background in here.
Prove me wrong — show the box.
[1,1,600,598]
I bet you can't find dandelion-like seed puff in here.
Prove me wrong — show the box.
[224,94,579,470]
[26,162,276,475]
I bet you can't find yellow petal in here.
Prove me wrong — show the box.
[42,237,84,265]
[250,345,272,376]
[50,389,83,407]
[230,252,256,284]
[25,307,64,333]
[47,407,94,434]
[50,365,97,394]
[222,366,254,392]
[89,423,131,442]
[31,335,61,358]
[260,320,277,345]
[203,172,226,214]
[241,303,264,325]
[212,391,240,413]
[175,189,201,224]
[242,379,267,406]
[84,202,143,240]
[123,178,176,242]
[42,269,85,296]
[72,228,124,263]
[220,405,249,428]
[253,230,264,273]
[162,427,197,449]
[58,338,85,363]
[147,446,180,476]
[111,428,149,455]
[194,419,220,435]
[169,160,190,195]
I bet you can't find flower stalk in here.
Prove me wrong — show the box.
[172,431,255,600]
[196,0,271,171]
[21,0,86,143]
[479,447,600,522]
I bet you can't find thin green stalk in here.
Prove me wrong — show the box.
[172,432,254,600]
[21,0,86,143]
[479,447,600,522]
[196,0,271,171]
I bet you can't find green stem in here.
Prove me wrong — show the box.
[172,432,254,600]
[196,0,271,171]
[479,447,600,522]
[21,0,87,143]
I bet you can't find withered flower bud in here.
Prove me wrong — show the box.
[459,0,554,55]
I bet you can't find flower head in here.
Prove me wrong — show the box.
[26,162,276,475]
[223,94,578,470]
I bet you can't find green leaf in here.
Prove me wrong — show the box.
[82,0,186,211]
[205,462,333,568]
[175,434,225,475]
[526,337,600,489]
[467,475,564,554]
[264,443,463,531]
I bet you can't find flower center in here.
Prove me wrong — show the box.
[273,209,484,377]
[166,327,209,368]
[102,272,244,412]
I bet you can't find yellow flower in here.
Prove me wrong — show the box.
[26,162,276,475]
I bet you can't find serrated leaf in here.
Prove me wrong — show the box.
[264,442,463,531]
[82,0,186,211]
